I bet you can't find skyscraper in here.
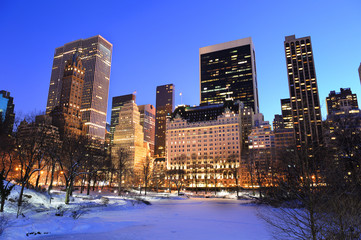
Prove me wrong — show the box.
[0,90,15,134]
[358,63,361,85]
[155,84,174,157]
[273,114,284,131]
[281,98,293,129]
[138,104,156,156]
[112,101,149,172]
[110,94,136,143]
[46,35,112,140]
[199,37,259,114]
[326,88,358,116]
[52,53,85,136]
[284,35,322,148]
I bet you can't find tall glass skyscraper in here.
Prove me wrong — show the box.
[281,98,293,129]
[199,37,259,114]
[46,35,112,140]
[138,104,156,156]
[284,35,322,148]
[155,84,174,157]
[110,94,136,143]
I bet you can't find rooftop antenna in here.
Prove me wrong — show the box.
[180,92,183,105]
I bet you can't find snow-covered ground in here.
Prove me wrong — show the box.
[1,186,272,240]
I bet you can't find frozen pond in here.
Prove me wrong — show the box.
[34,197,272,240]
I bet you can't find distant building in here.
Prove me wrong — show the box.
[46,35,113,140]
[112,101,150,173]
[138,104,156,156]
[249,121,275,150]
[155,84,174,157]
[199,37,259,114]
[284,35,322,149]
[51,53,85,137]
[0,90,15,134]
[326,88,358,116]
[246,121,276,187]
[110,94,136,143]
[274,128,295,149]
[281,98,293,129]
[273,114,284,131]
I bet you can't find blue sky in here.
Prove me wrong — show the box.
[1,0,360,124]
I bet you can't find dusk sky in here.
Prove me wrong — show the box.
[1,0,360,124]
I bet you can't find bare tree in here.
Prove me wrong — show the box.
[227,154,240,198]
[0,133,15,212]
[113,147,131,196]
[141,156,152,196]
[151,160,166,193]
[211,156,221,195]
[167,167,185,196]
[14,119,51,216]
[259,144,328,240]
[60,134,89,204]
[190,153,199,193]
[202,155,212,194]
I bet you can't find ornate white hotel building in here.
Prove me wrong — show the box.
[166,100,254,189]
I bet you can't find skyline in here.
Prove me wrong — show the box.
[1,0,361,124]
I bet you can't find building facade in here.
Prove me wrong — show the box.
[284,35,322,149]
[138,104,156,156]
[52,53,84,136]
[112,101,149,173]
[46,35,112,140]
[273,114,284,131]
[167,106,242,189]
[199,37,259,114]
[245,121,276,188]
[0,90,15,134]
[155,84,174,157]
[110,94,136,143]
[280,98,293,129]
[326,88,358,116]
[166,100,256,189]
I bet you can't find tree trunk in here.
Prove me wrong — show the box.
[0,196,5,212]
[109,170,113,188]
[80,177,84,194]
[117,174,122,196]
[144,181,147,196]
[48,163,56,195]
[87,174,91,195]
[214,177,217,196]
[236,177,239,198]
[92,175,97,191]
[65,179,73,204]
[65,186,71,204]
[17,183,26,217]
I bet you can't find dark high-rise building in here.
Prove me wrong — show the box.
[138,104,156,156]
[155,84,174,157]
[358,63,361,85]
[326,88,358,116]
[199,37,259,114]
[273,114,284,131]
[284,35,322,148]
[110,94,136,143]
[281,98,293,129]
[46,35,112,140]
[52,53,85,136]
[0,90,15,134]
